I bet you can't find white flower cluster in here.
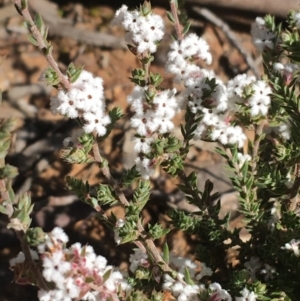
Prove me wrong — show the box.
[112,5,164,54]
[236,288,257,301]
[292,12,300,29]
[50,70,111,137]
[281,239,300,257]
[227,74,272,117]
[251,17,276,51]
[166,33,212,83]
[129,249,150,273]
[181,73,247,148]
[128,249,232,301]
[163,278,232,301]
[273,62,300,84]
[127,86,179,179]
[192,73,272,147]
[128,87,178,137]
[162,255,231,301]
[166,31,272,149]
[36,227,130,301]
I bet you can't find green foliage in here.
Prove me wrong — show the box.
[97,184,118,206]
[25,227,46,246]
[148,223,170,240]
[132,180,151,212]
[67,62,83,83]
[121,166,140,187]
[61,133,94,164]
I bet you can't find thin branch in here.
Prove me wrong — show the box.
[192,6,260,78]
[13,0,71,91]
[136,220,173,274]
[251,120,267,173]
[92,141,181,280]
[92,142,129,207]
[16,230,49,290]
[170,0,184,40]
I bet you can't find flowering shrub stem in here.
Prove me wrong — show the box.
[15,230,49,291]
[92,137,176,277]
[92,140,130,207]
[13,0,71,91]
[170,0,184,40]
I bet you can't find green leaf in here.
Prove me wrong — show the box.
[121,166,140,186]
[162,243,170,264]
[0,164,18,179]
[102,268,112,283]
[97,184,118,206]
[167,11,175,24]
[148,223,170,240]
[0,118,20,133]
[240,160,249,179]
[184,266,194,285]
[133,180,151,212]
[66,176,89,200]
[182,20,192,36]
[28,35,39,46]
[45,44,53,56]
[34,13,44,33]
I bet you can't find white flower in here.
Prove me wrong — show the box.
[133,136,153,154]
[196,262,213,280]
[227,74,256,109]
[129,249,149,273]
[278,123,291,140]
[166,33,212,84]
[111,5,128,26]
[50,71,110,137]
[251,17,276,51]
[235,287,257,301]
[237,153,251,168]
[83,112,111,136]
[135,156,155,179]
[293,12,300,29]
[51,227,69,244]
[209,282,232,301]
[113,6,164,54]
[281,239,300,256]
[82,291,98,301]
[9,250,39,267]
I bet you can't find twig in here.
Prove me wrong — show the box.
[16,230,49,290]
[92,141,179,279]
[13,0,71,91]
[192,6,260,78]
[136,220,175,275]
[92,142,129,207]
[0,179,49,290]
[170,0,184,40]
[251,120,266,173]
